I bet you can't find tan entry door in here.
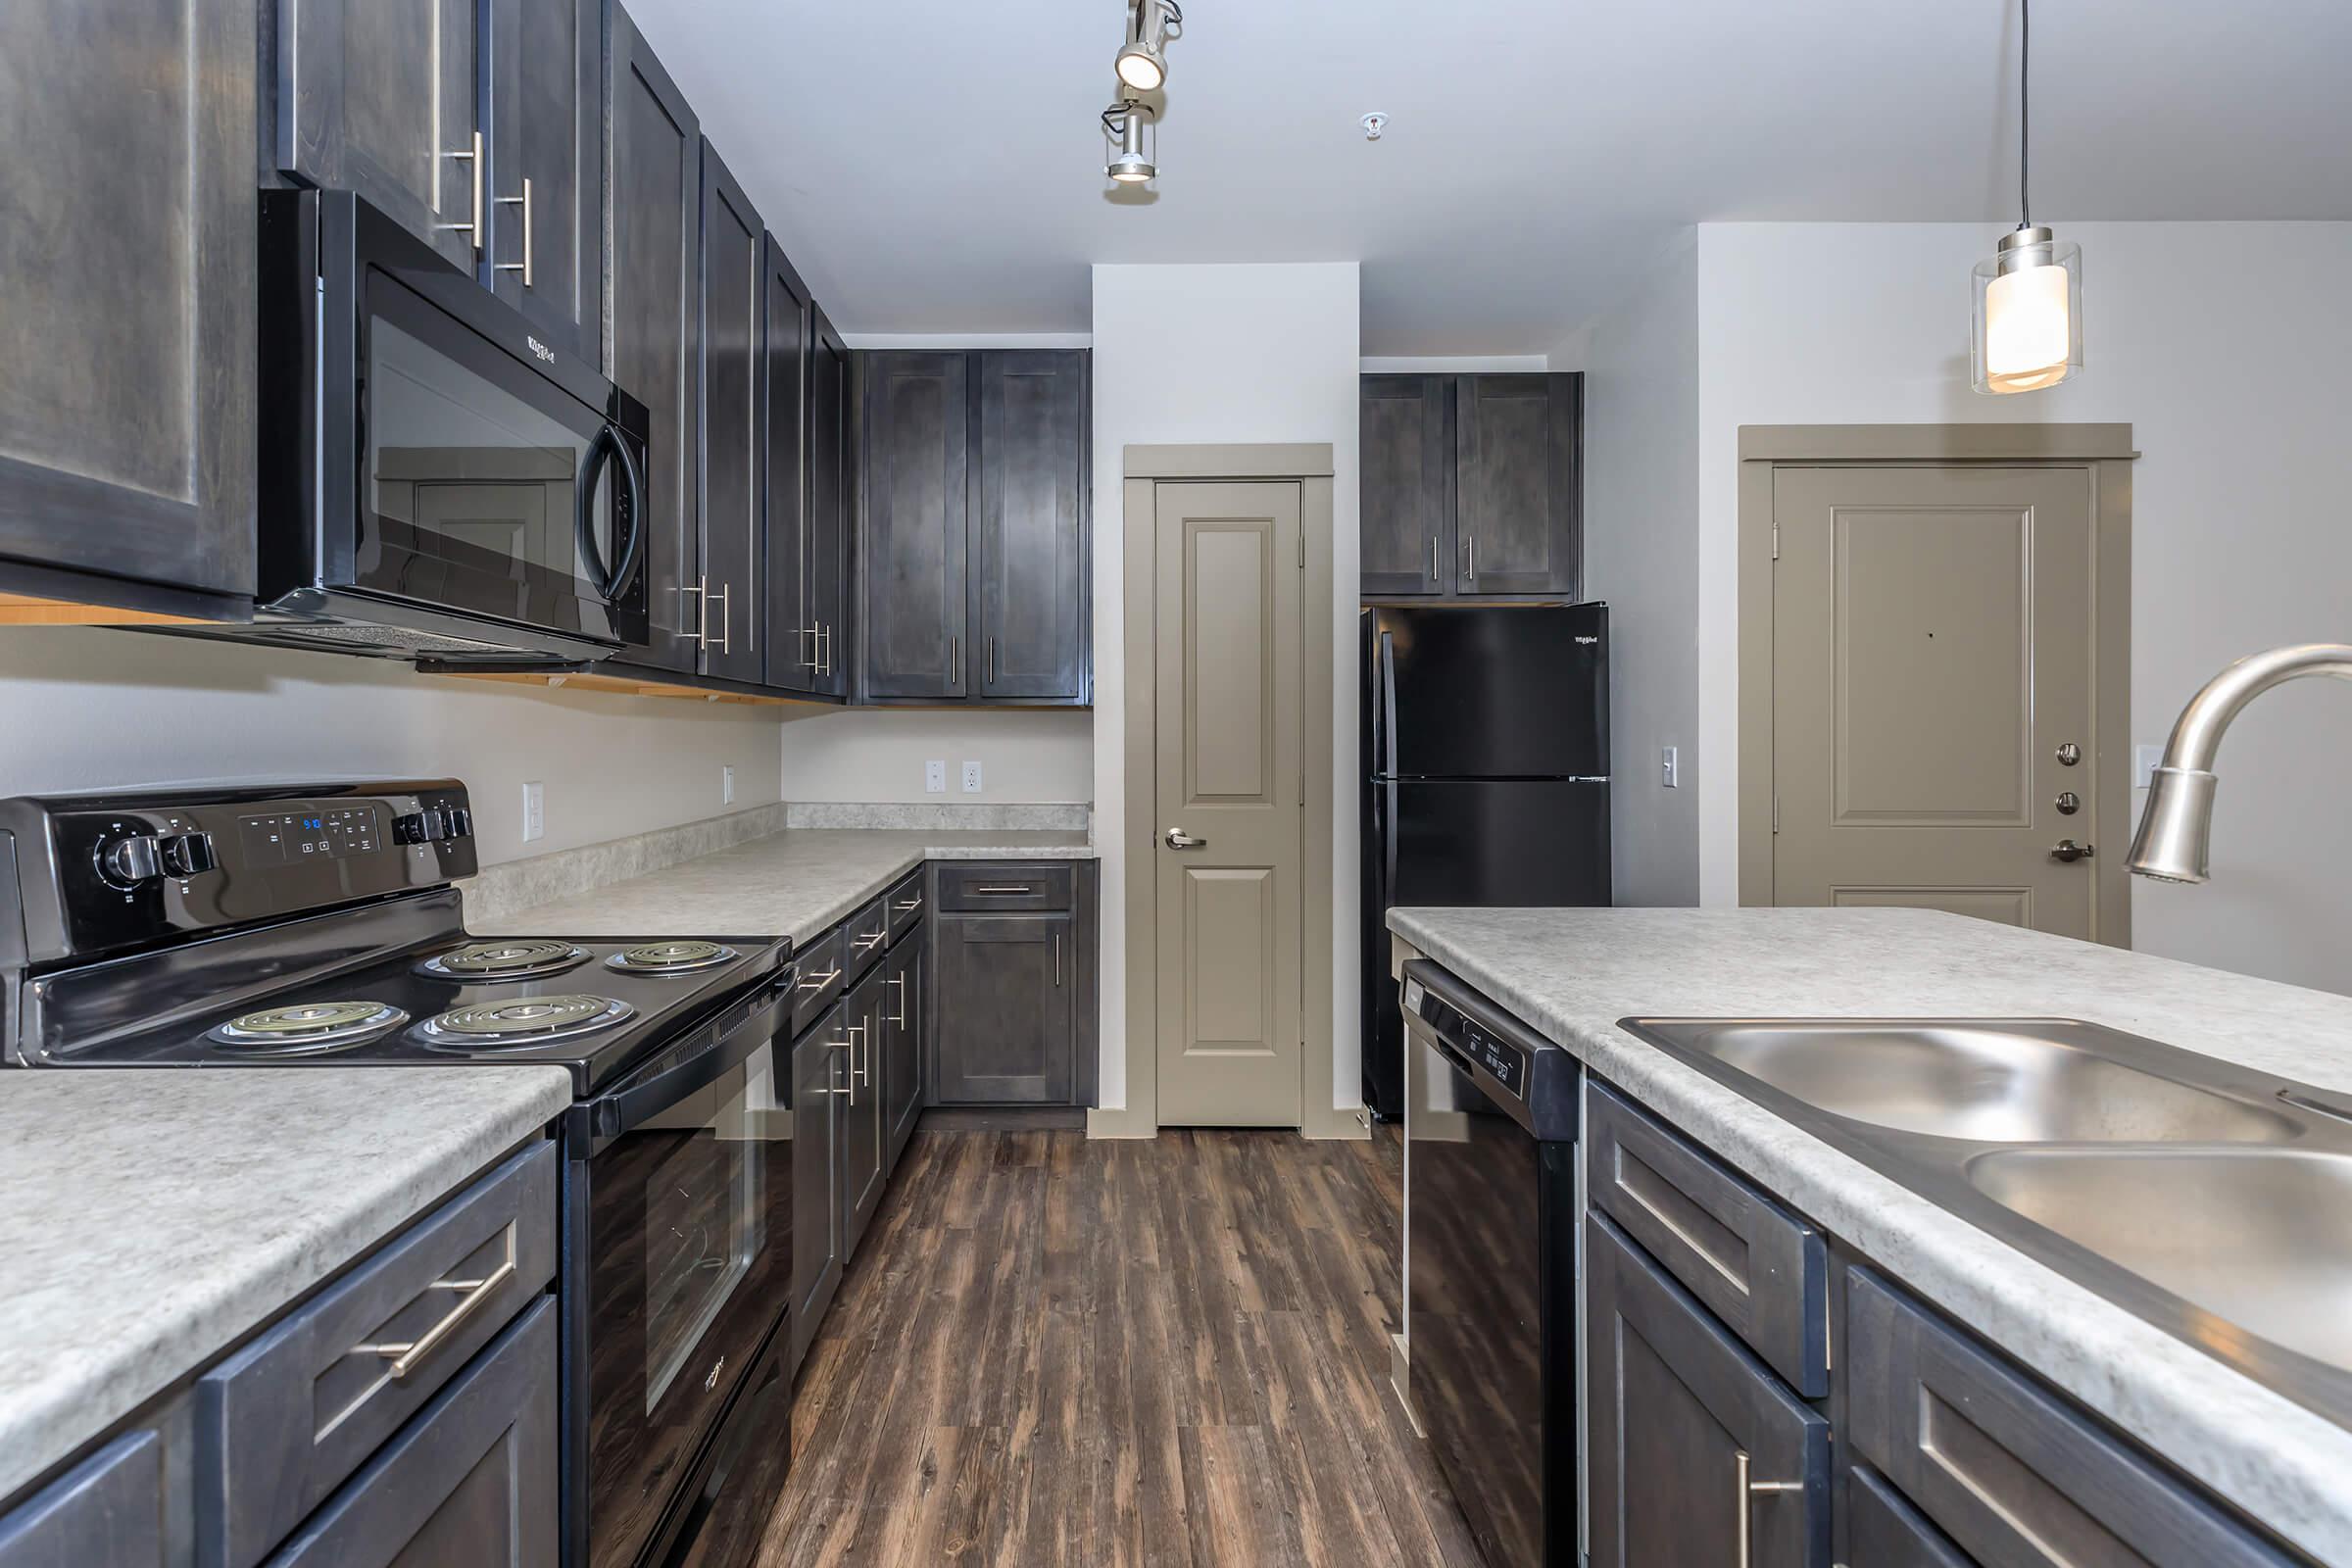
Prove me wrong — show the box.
[1153,481,1305,1126]
[1770,466,2102,937]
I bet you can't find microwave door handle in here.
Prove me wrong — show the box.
[574,425,647,602]
[605,426,647,598]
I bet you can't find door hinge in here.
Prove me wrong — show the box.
[1297,529,1305,568]
[1771,520,1780,561]
[1772,793,1781,833]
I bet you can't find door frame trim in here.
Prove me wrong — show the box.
[1099,444,1345,1139]
[1737,423,2135,946]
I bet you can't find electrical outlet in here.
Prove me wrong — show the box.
[2134,743,2162,789]
[1661,746,1680,788]
[721,765,736,806]
[521,781,545,843]
[960,760,984,794]
[925,760,947,794]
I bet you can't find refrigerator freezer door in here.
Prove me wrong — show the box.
[1372,604,1608,779]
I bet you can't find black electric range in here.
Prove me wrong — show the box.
[0,781,801,1568]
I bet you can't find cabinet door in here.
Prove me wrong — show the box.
[267,1299,560,1568]
[843,964,889,1254]
[760,240,813,692]
[277,0,485,271]
[1587,1213,1830,1568]
[606,5,701,673]
[861,352,969,699]
[1,0,256,602]
[0,1433,163,1568]
[788,1019,843,1377]
[487,0,599,363]
[805,314,852,698]
[933,913,1074,1103]
[696,140,763,684]
[1359,375,1450,597]
[973,351,1087,701]
[884,927,926,1169]
[1453,372,1581,597]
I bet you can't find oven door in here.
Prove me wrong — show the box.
[574,990,793,1568]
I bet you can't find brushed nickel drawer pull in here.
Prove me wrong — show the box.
[894,895,922,912]
[852,932,886,952]
[797,966,842,991]
[1054,932,1061,987]
[972,885,1033,896]
[352,1224,516,1381]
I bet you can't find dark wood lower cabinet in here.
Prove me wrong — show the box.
[1586,1211,1831,1568]
[931,912,1074,1104]
[842,963,888,1255]
[788,1009,845,1376]
[0,1433,163,1568]
[884,925,926,1168]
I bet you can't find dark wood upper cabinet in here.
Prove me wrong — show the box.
[1358,375,1450,597]
[0,0,257,610]
[696,140,762,685]
[1360,371,1581,602]
[487,0,600,364]
[860,352,970,700]
[760,239,813,692]
[605,4,701,673]
[275,0,486,272]
[806,313,852,699]
[1454,372,1582,596]
[974,352,1089,701]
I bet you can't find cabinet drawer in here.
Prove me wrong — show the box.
[0,1433,164,1568]
[1845,1270,2295,1568]
[1845,1464,1973,1568]
[843,897,890,981]
[264,1298,559,1567]
[790,927,848,1034]
[197,1140,557,1568]
[885,869,925,942]
[1587,1082,1828,1396]
[935,862,1072,912]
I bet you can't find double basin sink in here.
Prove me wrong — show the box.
[1618,1016,2352,1419]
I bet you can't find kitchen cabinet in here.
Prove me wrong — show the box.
[806,313,853,698]
[0,0,257,615]
[860,352,970,700]
[843,961,890,1254]
[1586,1211,1831,1568]
[932,914,1074,1105]
[788,1010,845,1378]
[696,140,763,685]
[883,917,928,1170]
[973,352,1090,701]
[1358,372,1582,602]
[0,1433,164,1568]
[606,3,702,673]
[487,0,601,364]
[760,240,815,693]
[1358,375,1450,597]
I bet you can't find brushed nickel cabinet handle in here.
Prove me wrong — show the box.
[887,974,907,1026]
[1464,533,1477,582]
[797,966,842,991]
[1053,931,1061,987]
[847,1023,869,1085]
[493,176,533,284]
[820,622,832,676]
[894,895,922,913]
[950,634,959,684]
[972,885,1033,895]
[352,1223,515,1380]
[714,582,732,654]
[828,1035,857,1102]
[852,932,885,952]
[987,636,997,685]
[436,130,484,254]
[1735,1450,1804,1568]
[1429,537,1439,581]
[681,579,708,646]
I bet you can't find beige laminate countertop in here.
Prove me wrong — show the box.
[470,827,1094,951]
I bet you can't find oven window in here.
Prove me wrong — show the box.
[642,1053,768,1410]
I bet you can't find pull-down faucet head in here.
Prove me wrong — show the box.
[2128,643,2352,884]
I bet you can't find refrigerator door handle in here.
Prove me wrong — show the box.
[1379,629,1400,779]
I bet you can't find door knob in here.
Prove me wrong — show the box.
[2050,839,2095,863]
[1164,828,1207,850]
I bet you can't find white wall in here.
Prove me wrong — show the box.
[1091,263,1363,1114]
[775,708,1093,803]
[1687,220,2352,994]
[0,631,785,865]
[1556,229,1704,906]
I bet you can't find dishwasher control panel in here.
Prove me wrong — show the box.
[1408,975,1529,1101]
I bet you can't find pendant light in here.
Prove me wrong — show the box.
[1103,98,1156,185]
[1973,0,2082,394]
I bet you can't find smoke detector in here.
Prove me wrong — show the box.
[1360,112,1390,141]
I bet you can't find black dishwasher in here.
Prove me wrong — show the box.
[1402,957,1581,1568]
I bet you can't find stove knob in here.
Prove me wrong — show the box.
[393,810,444,845]
[160,832,219,877]
[97,834,164,889]
[443,806,474,839]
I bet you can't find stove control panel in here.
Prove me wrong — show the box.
[0,781,479,964]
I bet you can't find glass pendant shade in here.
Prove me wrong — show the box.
[1973,227,2082,394]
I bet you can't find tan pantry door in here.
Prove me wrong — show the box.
[1153,481,1306,1127]
[1770,466,2099,937]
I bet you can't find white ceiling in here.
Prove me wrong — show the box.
[631,0,2352,356]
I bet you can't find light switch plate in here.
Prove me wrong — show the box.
[2134,743,2162,789]
[721,765,735,806]
[1661,746,1680,788]
[521,781,545,843]
[925,760,947,794]
[960,760,984,794]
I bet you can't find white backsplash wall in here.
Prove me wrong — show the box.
[0,629,786,866]
[775,708,1093,804]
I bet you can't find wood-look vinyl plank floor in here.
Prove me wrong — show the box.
[757,1125,1485,1567]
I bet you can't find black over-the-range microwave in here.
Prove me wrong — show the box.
[205,188,650,664]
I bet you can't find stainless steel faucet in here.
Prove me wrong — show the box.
[2127,643,2352,883]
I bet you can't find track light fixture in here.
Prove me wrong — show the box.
[1103,98,1156,185]
[1115,0,1181,93]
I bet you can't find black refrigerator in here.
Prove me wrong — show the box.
[1362,603,1611,1120]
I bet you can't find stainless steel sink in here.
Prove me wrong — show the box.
[1618,1014,2352,1427]
[1965,1147,2352,1374]
[1640,1019,2300,1144]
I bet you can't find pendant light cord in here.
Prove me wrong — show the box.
[2019,0,2032,229]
